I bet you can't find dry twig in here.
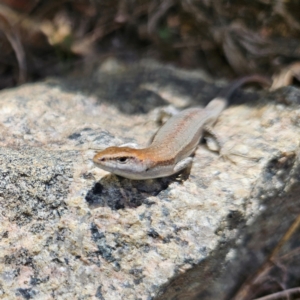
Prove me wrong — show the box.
[232,214,300,300]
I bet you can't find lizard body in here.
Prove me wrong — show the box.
[93,75,270,179]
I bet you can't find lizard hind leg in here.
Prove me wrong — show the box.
[203,125,223,153]
[204,126,260,163]
[203,125,236,162]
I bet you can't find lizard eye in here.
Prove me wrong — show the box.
[118,157,128,163]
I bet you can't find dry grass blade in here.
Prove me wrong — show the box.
[271,62,300,90]
[0,10,26,83]
[148,0,174,35]
[254,287,300,300]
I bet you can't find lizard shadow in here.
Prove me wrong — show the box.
[85,169,191,210]
[47,60,268,118]
[47,64,213,115]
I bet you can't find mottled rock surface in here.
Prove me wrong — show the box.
[0,60,299,299]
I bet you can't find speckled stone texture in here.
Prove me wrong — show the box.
[0,60,299,300]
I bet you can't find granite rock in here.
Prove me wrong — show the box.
[0,60,299,299]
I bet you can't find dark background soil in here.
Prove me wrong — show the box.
[1,0,300,89]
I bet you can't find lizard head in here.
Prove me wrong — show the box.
[93,146,151,179]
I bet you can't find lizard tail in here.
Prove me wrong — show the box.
[205,74,271,115]
[220,74,271,100]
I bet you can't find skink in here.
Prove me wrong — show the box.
[93,75,270,180]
